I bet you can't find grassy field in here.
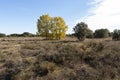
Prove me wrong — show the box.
[0,37,120,80]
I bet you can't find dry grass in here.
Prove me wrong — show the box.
[0,37,120,80]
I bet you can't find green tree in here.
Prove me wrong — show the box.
[37,14,68,40]
[112,29,120,40]
[21,32,35,37]
[86,29,94,38]
[0,33,6,37]
[73,22,89,41]
[94,29,109,38]
[9,33,21,37]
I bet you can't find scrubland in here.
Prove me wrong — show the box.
[0,37,120,80]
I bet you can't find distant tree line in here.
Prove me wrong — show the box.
[0,33,6,37]
[0,14,120,41]
[0,32,36,37]
[73,22,120,41]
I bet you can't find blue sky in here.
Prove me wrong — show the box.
[0,0,120,34]
[0,0,90,34]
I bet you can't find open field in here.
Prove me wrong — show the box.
[0,37,120,80]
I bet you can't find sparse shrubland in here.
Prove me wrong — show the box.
[0,37,120,80]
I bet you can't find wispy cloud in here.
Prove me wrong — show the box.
[77,0,120,31]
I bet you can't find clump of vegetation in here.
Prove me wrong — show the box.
[37,14,68,40]
[73,22,100,41]
[73,22,90,41]
[94,29,110,38]
[112,29,120,40]
[0,33,6,37]
[9,32,35,37]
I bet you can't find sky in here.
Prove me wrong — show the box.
[0,0,120,34]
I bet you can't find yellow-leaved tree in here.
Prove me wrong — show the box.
[37,14,68,40]
[37,14,51,39]
[53,17,68,40]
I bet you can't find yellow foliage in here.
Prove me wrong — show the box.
[37,14,68,40]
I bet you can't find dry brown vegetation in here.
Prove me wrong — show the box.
[0,37,120,80]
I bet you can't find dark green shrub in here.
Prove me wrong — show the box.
[21,32,35,37]
[94,29,109,38]
[0,33,6,37]
[73,22,90,41]
[112,29,120,40]
[9,33,21,37]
